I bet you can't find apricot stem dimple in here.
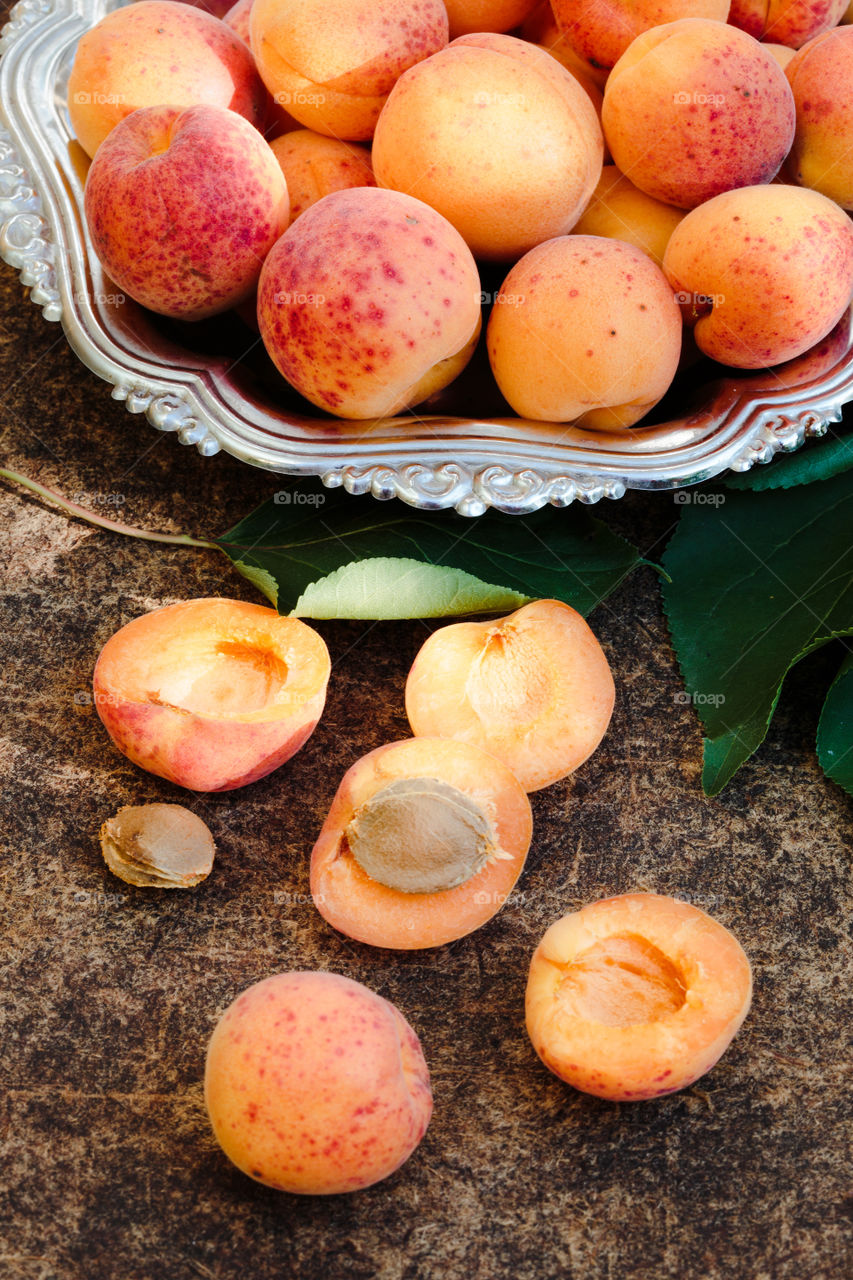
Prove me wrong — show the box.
[345,777,496,894]
[554,932,687,1028]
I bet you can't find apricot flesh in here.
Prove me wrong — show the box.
[310,737,533,949]
[405,600,615,792]
[205,971,432,1193]
[526,893,753,1100]
[93,598,330,791]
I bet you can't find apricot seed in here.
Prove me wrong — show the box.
[345,777,497,894]
[99,803,215,888]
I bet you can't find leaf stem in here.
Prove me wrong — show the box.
[0,467,217,548]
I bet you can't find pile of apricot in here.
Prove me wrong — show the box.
[70,0,853,428]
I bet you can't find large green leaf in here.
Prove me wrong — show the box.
[726,428,853,492]
[662,471,853,795]
[216,479,648,618]
[817,651,853,797]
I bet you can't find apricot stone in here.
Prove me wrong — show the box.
[486,236,682,427]
[249,0,449,140]
[205,971,432,1193]
[310,737,533,949]
[93,598,330,792]
[68,0,266,158]
[602,18,796,208]
[257,187,482,419]
[372,34,603,261]
[405,599,615,791]
[662,183,853,367]
[784,27,853,209]
[526,893,753,1100]
[269,130,376,224]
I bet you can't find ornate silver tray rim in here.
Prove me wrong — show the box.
[0,0,849,514]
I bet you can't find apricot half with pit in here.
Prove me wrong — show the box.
[93,598,330,792]
[405,599,615,792]
[526,893,753,1101]
[310,737,533,949]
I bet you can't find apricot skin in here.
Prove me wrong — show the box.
[310,737,534,949]
[405,599,615,790]
[68,0,266,158]
[486,236,682,428]
[257,187,482,419]
[205,971,432,1193]
[93,598,330,792]
[662,183,853,368]
[602,18,796,209]
[526,893,753,1101]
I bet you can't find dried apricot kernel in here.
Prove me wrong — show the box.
[345,777,495,894]
[99,803,215,888]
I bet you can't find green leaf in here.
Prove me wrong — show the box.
[292,557,529,619]
[215,479,648,619]
[817,650,853,797]
[726,429,853,491]
[662,470,853,796]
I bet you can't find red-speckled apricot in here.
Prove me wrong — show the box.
[270,130,376,224]
[257,186,482,419]
[551,0,730,74]
[526,893,753,1101]
[663,183,853,368]
[728,0,847,48]
[406,599,615,791]
[68,0,266,158]
[602,19,795,209]
[84,104,289,321]
[372,33,603,261]
[205,971,432,1193]
[310,738,533,949]
[249,0,448,140]
[487,236,682,427]
[784,27,853,208]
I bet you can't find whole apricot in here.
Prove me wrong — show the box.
[444,0,541,38]
[68,0,266,158]
[784,27,853,209]
[663,183,853,368]
[486,236,682,427]
[405,599,615,790]
[728,0,847,48]
[269,130,375,224]
[526,893,753,1101]
[551,0,730,74]
[571,165,686,268]
[205,971,432,1193]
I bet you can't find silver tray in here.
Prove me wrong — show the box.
[1,0,851,515]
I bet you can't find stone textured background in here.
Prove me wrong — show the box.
[1,265,851,1280]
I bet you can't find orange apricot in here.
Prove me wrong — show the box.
[405,599,615,792]
[570,165,686,268]
[310,738,533,949]
[93,598,330,791]
[269,130,376,224]
[526,893,753,1101]
[444,0,541,38]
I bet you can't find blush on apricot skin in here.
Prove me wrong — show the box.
[93,598,330,792]
[310,737,533,950]
[525,893,753,1102]
[204,971,433,1194]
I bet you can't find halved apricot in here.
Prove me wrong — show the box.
[405,599,615,792]
[310,737,533,949]
[525,893,753,1100]
[93,598,330,791]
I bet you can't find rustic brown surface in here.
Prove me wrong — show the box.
[1,264,852,1280]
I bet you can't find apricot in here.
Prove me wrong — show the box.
[68,0,267,158]
[310,738,533,949]
[84,104,289,322]
[728,0,847,48]
[257,187,482,419]
[486,235,682,427]
[405,599,615,791]
[93,598,330,792]
[551,0,730,74]
[444,0,541,38]
[538,41,606,122]
[222,0,252,42]
[571,165,686,268]
[520,0,610,89]
[526,894,753,1101]
[764,40,797,68]
[205,971,432,1193]
[372,33,603,261]
[269,130,376,225]
[249,0,449,140]
[601,18,796,209]
[784,27,853,209]
[663,183,853,368]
